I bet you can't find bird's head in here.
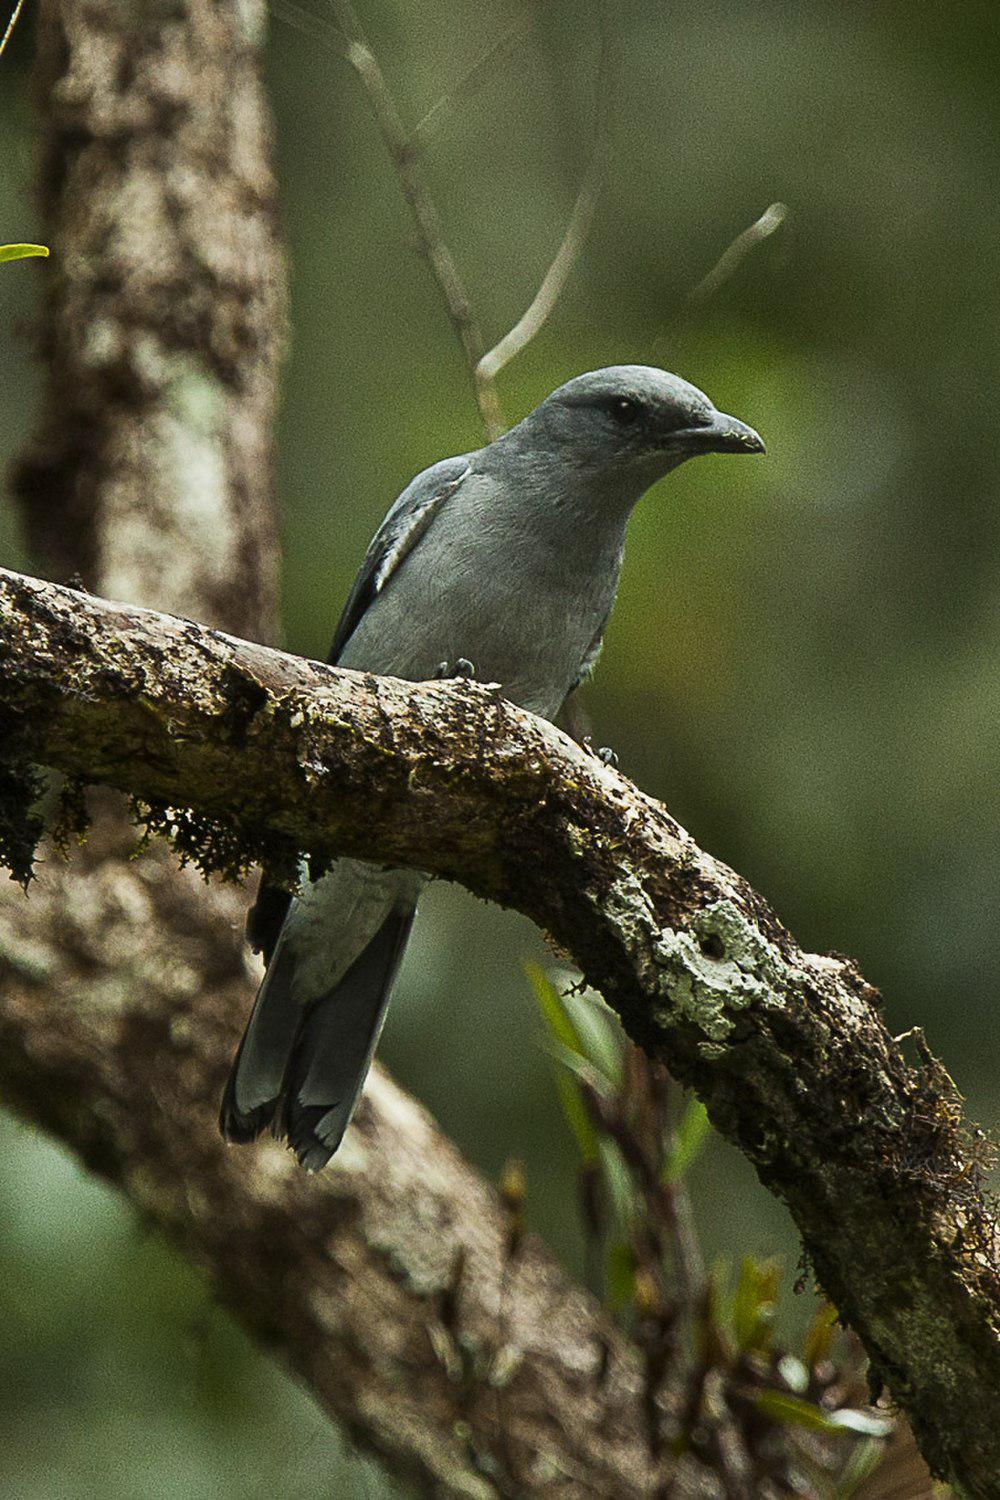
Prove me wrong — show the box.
[513,365,764,488]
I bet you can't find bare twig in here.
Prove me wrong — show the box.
[320,0,505,436]
[273,0,619,441]
[271,0,493,410]
[475,4,620,387]
[414,3,540,145]
[664,1174,704,1306]
[346,51,503,434]
[687,201,788,307]
[0,0,27,61]
[271,0,340,53]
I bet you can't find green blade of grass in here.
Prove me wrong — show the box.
[562,987,624,1085]
[662,1095,711,1183]
[545,1038,613,1100]
[527,963,600,1165]
[833,1437,889,1499]
[753,1390,892,1438]
[802,1299,839,1367]
[0,243,49,262]
[732,1255,780,1352]
[604,1239,636,1311]
[597,1136,634,1231]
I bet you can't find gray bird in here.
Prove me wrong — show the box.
[220,365,764,1169]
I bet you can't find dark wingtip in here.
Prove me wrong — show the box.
[219,1076,278,1145]
[282,1101,346,1173]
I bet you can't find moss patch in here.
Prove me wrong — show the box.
[131,796,303,890]
[50,775,91,855]
[0,759,45,889]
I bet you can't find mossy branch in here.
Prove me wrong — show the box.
[1,563,998,1497]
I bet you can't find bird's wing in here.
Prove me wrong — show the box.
[247,453,474,964]
[569,611,611,695]
[326,453,474,665]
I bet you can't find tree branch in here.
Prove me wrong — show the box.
[475,8,620,388]
[325,0,505,438]
[413,5,540,146]
[1,564,997,1497]
[0,798,662,1499]
[273,0,618,440]
[685,202,789,309]
[2,6,729,1495]
[0,0,26,59]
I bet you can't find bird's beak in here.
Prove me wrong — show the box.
[691,411,766,456]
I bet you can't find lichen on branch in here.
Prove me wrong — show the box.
[1,562,998,1495]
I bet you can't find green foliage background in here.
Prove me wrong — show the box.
[1,2,998,1494]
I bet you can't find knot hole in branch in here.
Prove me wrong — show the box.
[698,931,727,961]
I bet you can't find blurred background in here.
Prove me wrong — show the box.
[2,0,998,1494]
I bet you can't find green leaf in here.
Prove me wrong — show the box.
[662,1095,711,1182]
[803,1299,839,1367]
[731,1256,780,1352]
[526,963,600,1166]
[597,1137,635,1231]
[562,987,624,1084]
[0,243,49,263]
[698,1258,735,1366]
[526,963,580,1052]
[753,1390,835,1432]
[753,1390,893,1439]
[604,1239,636,1310]
[834,1438,891,1498]
[546,1038,613,1100]
[550,1059,601,1167]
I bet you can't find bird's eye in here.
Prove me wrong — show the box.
[607,397,641,425]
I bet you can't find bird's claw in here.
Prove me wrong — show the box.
[581,736,619,769]
[433,657,476,680]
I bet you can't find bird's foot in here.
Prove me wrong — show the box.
[433,657,476,680]
[582,736,619,768]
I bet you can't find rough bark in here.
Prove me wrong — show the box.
[12,0,284,637]
[0,5,694,1497]
[0,784,664,1499]
[1,564,998,1498]
[3,2,994,1496]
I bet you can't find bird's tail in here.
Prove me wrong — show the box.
[220,902,416,1170]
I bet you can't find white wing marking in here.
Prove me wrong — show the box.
[371,464,471,595]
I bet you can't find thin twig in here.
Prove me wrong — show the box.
[271,0,340,54]
[662,1176,705,1308]
[687,201,788,307]
[273,0,503,434]
[661,1084,705,1306]
[280,1,620,439]
[0,0,27,61]
[475,4,620,389]
[323,0,505,437]
[414,4,539,146]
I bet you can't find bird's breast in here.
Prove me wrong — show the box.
[339,494,623,720]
